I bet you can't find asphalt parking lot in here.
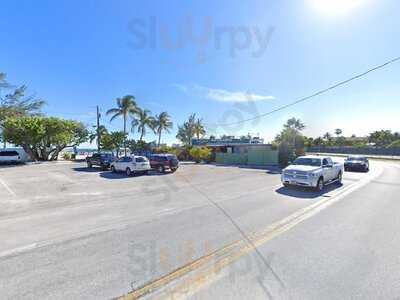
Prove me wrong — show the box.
[0,159,380,299]
[0,159,372,254]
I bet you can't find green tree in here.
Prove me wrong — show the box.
[278,141,295,167]
[2,116,88,161]
[313,137,324,146]
[336,136,347,147]
[1,85,45,117]
[133,108,156,142]
[275,118,306,148]
[154,145,180,156]
[194,118,206,140]
[0,73,46,148]
[106,95,139,156]
[368,130,395,147]
[284,117,305,132]
[304,137,314,148]
[323,132,333,145]
[176,113,196,146]
[89,125,108,144]
[101,131,126,157]
[335,128,343,137]
[154,112,173,147]
[125,139,151,153]
[274,118,306,165]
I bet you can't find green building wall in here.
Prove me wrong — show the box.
[216,149,278,165]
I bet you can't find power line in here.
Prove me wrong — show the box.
[217,56,400,127]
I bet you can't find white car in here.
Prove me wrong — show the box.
[281,155,344,191]
[110,156,152,176]
[0,149,25,164]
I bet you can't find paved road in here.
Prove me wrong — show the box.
[0,159,396,299]
[152,161,400,300]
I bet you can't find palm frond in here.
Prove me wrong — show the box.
[106,108,121,116]
[109,112,122,123]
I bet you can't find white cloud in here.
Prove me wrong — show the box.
[204,87,275,102]
[174,84,275,103]
[172,83,188,93]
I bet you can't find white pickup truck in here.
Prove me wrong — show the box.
[281,155,344,191]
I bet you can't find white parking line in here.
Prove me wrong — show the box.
[0,177,16,197]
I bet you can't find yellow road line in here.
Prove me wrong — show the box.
[120,165,383,300]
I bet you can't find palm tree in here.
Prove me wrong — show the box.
[194,118,206,140]
[283,118,305,148]
[89,125,108,144]
[135,108,156,142]
[284,118,305,132]
[335,128,343,137]
[323,132,332,141]
[176,114,197,146]
[106,95,138,156]
[154,112,173,147]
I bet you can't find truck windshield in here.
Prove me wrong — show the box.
[292,158,322,167]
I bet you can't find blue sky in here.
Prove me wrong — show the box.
[1,0,399,146]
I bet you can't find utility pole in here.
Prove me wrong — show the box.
[96,106,101,152]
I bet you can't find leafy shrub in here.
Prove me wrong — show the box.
[278,142,295,167]
[154,146,180,156]
[62,152,72,160]
[177,146,192,161]
[387,140,400,148]
[189,147,212,163]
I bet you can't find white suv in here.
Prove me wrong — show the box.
[0,150,23,164]
[110,156,152,176]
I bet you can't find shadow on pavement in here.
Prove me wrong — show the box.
[145,170,174,176]
[98,170,170,179]
[345,169,369,173]
[73,167,105,173]
[73,166,171,179]
[99,172,128,179]
[276,182,343,199]
[0,163,26,169]
[210,163,282,174]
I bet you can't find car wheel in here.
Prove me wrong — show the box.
[170,167,177,173]
[126,168,132,176]
[316,178,324,192]
[111,166,116,173]
[87,162,92,168]
[283,183,290,188]
[337,171,342,184]
[157,165,164,173]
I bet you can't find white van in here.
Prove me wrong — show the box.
[0,149,27,164]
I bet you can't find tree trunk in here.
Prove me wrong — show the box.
[22,145,38,161]
[158,131,161,147]
[40,148,49,161]
[140,129,144,142]
[123,114,127,156]
[49,146,63,161]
